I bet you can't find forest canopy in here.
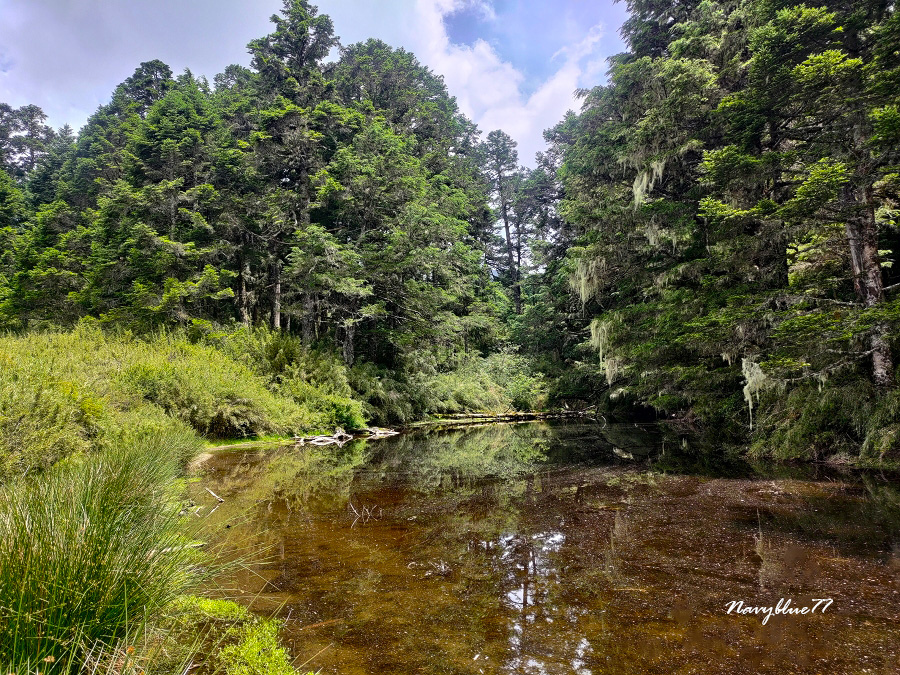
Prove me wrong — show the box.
[1,0,899,462]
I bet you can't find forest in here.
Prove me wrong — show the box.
[2,0,900,471]
[2,0,900,670]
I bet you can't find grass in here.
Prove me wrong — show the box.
[97,596,313,675]
[0,437,202,668]
[0,323,371,482]
[0,324,550,481]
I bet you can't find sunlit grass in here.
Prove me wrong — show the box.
[0,437,202,668]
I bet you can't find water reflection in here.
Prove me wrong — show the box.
[193,422,900,674]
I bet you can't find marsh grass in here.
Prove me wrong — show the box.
[1,326,549,481]
[0,325,343,481]
[0,437,203,668]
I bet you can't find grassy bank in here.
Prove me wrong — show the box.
[0,435,308,673]
[0,324,357,482]
[0,324,547,481]
[0,323,547,669]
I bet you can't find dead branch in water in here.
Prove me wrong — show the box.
[348,499,381,527]
[205,487,225,502]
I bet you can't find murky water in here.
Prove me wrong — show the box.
[192,422,900,674]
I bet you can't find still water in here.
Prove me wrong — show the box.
[192,422,900,674]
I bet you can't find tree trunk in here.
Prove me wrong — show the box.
[238,258,251,326]
[342,320,355,366]
[302,292,315,344]
[499,177,521,314]
[846,183,893,386]
[272,260,281,331]
[514,219,524,314]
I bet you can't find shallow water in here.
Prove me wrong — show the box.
[192,422,900,674]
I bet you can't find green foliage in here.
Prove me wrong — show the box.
[553,0,900,459]
[751,377,900,461]
[0,439,200,667]
[277,377,367,430]
[479,352,547,411]
[348,353,546,424]
[0,325,373,483]
[202,325,368,429]
[218,620,295,675]
[0,354,92,481]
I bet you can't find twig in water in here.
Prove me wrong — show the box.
[293,642,334,670]
[205,487,225,502]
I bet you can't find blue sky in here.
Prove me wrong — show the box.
[0,0,628,164]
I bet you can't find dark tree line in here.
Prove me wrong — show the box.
[550,0,900,456]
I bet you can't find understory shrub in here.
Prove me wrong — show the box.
[207,326,367,430]
[121,346,307,438]
[350,352,547,424]
[0,358,91,481]
[750,374,900,461]
[277,377,367,430]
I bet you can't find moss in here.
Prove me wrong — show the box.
[158,596,311,675]
[168,595,250,622]
[219,620,297,675]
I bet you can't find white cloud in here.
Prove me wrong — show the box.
[406,0,603,165]
[0,0,614,164]
[321,0,619,165]
[0,0,282,132]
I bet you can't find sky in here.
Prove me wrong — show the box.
[0,0,629,165]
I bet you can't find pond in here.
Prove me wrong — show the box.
[191,422,900,674]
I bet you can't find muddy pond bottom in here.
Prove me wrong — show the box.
[193,422,900,674]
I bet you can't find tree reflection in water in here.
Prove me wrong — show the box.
[194,422,900,675]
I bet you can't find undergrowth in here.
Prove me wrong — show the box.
[749,373,900,461]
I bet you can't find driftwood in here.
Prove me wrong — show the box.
[365,427,399,439]
[293,426,400,447]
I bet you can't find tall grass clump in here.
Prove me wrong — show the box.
[120,339,309,438]
[0,438,202,668]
